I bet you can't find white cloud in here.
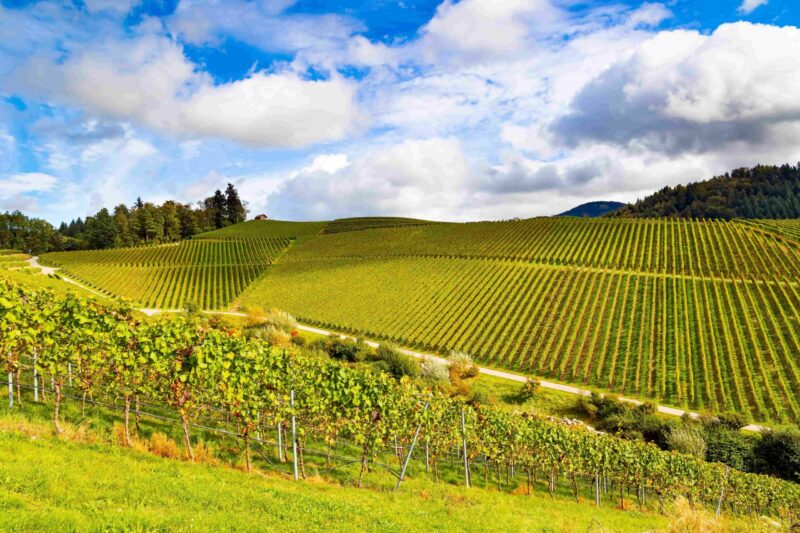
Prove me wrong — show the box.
[83,0,139,14]
[267,138,474,220]
[738,0,768,15]
[16,34,362,148]
[551,23,800,155]
[0,172,57,197]
[419,0,561,64]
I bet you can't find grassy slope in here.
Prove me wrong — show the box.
[321,217,440,234]
[194,219,329,243]
[0,413,669,533]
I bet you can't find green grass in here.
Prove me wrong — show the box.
[0,409,671,533]
[195,219,328,242]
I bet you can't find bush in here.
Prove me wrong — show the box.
[376,345,420,379]
[468,389,490,407]
[519,378,540,401]
[704,424,754,471]
[316,336,372,363]
[183,301,200,315]
[420,357,450,385]
[715,412,748,431]
[751,429,800,483]
[448,350,478,379]
[667,424,707,460]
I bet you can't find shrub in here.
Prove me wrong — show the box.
[667,424,707,460]
[704,424,754,471]
[518,378,540,401]
[184,301,200,315]
[751,429,800,483]
[448,350,478,379]
[468,389,490,407]
[420,357,450,385]
[376,344,420,379]
[317,336,372,363]
[715,412,748,431]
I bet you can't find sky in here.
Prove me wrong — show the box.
[0,0,798,224]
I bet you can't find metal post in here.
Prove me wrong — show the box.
[33,349,38,402]
[716,466,730,517]
[425,440,430,473]
[595,469,600,507]
[290,388,299,481]
[395,400,430,490]
[461,408,470,488]
[7,372,12,409]
[278,422,284,462]
[68,363,73,387]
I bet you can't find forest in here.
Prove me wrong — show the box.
[616,164,800,219]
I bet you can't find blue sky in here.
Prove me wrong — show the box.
[1,0,798,224]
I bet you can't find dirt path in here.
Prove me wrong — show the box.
[24,259,766,433]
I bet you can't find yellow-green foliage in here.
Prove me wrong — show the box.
[40,238,289,309]
[240,217,800,424]
[194,219,328,242]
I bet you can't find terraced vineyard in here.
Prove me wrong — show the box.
[740,219,800,244]
[39,216,800,423]
[194,219,327,242]
[41,238,289,309]
[238,217,800,424]
[321,217,438,234]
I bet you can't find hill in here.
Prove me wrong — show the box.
[238,217,800,424]
[616,164,800,219]
[194,219,328,242]
[34,215,800,425]
[557,201,626,217]
[321,217,439,234]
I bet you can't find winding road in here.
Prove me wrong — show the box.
[27,256,766,432]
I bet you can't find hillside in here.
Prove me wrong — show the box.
[321,217,439,234]
[617,164,800,219]
[557,201,626,217]
[238,217,800,424]
[34,215,800,425]
[0,416,669,532]
[40,238,289,309]
[194,219,328,242]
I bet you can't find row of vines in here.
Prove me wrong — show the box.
[240,256,800,424]
[287,218,800,281]
[2,278,799,519]
[39,238,289,309]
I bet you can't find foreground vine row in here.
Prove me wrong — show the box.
[1,278,798,520]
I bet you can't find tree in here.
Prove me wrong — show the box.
[86,208,117,249]
[752,429,800,483]
[212,189,227,229]
[224,183,247,225]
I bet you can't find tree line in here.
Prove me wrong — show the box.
[0,184,247,254]
[614,163,800,219]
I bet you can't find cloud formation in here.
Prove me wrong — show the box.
[739,0,768,15]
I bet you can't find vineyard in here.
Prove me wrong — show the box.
[740,219,800,244]
[35,215,800,424]
[238,217,800,424]
[40,238,289,309]
[3,277,800,521]
[321,217,438,234]
[194,219,328,242]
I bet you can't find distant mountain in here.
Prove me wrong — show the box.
[557,201,626,218]
[615,164,800,219]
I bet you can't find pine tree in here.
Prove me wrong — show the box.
[224,183,247,225]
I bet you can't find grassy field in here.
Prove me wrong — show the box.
[0,407,676,533]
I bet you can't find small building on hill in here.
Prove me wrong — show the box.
[254,214,269,220]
